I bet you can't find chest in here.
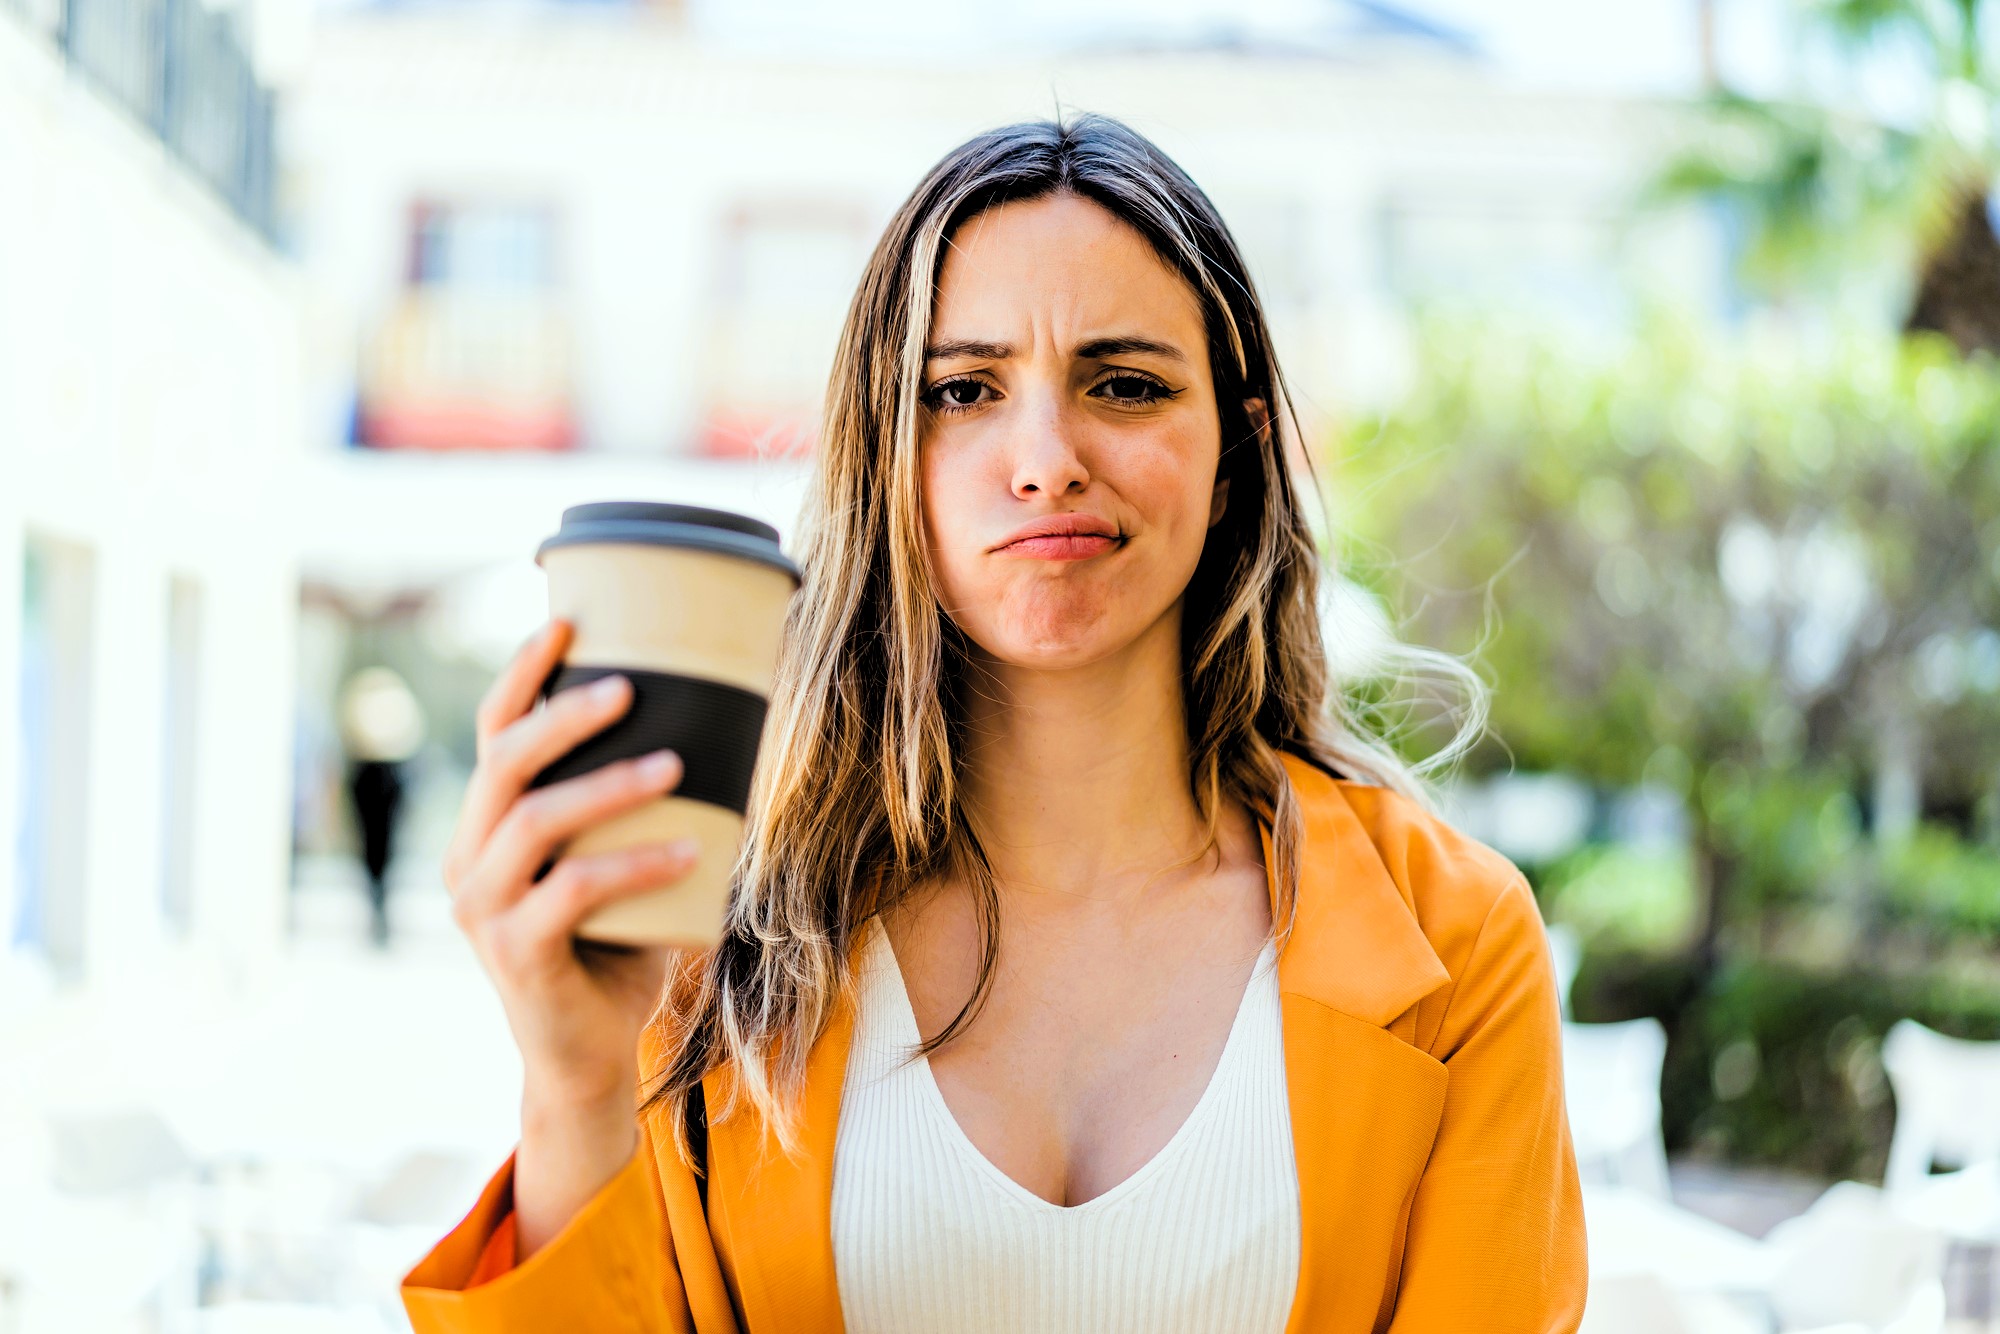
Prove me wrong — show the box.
[828,922,1301,1334]
[886,870,1272,1205]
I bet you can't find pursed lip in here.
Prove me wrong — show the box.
[989,513,1125,559]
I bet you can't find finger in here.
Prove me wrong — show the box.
[474,619,574,756]
[449,673,634,886]
[456,749,685,920]
[507,839,702,960]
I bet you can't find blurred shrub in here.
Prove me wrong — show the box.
[1340,315,2000,1174]
[1882,823,2000,941]
[1538,842,1699,953]
[1338,316,2000,968]
[1574,947,2000,1181]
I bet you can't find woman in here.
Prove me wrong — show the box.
[403,114,1586,1333]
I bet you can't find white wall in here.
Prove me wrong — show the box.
[0,20,305,992]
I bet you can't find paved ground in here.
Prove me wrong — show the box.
[1,860,518,1332]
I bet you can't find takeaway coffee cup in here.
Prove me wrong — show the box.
[529,501,800,948]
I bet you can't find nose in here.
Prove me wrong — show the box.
[1008,394,1089,499]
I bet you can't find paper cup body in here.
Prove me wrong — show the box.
[531,504,797,948]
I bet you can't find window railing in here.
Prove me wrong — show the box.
[4,0,277,244]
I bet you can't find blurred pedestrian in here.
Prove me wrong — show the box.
[337,666,425,947]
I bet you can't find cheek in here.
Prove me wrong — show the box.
[919,437,983,607]
[1121,424,1223,560]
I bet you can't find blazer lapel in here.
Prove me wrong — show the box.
[704,991,855,1334]
[1272,753,1454,1334]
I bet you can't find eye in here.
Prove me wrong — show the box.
[922,376,995,414]
[1090,372,1180,407]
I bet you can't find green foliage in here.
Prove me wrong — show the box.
[1344,318,2000,1171]
[1882,822,2000,937]
[1575,949,2000,1179]
[1696,766,1866,910]
[1651,91,1927,299]
[1338,316,2000,828]
[1654,0,1999,315]
[1540,843,1700,952]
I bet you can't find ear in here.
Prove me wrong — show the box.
[1244,396,1272,445]
[1208,474,1231,530]
[1210,397,1270,530]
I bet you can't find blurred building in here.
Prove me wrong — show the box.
[262,0,1723,887]
[4,0,1728,984]
[283,0,1717,581]
[0,0,302,992]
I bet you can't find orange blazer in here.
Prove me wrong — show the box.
[402,752,1588,1332]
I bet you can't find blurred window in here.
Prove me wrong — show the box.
[409,202,557,291]
[355,199,575,451]
[159,574,202,935]
[1381,191,1622,325]
[13,536,94,977]
[695,201,873,457]
[1228,195,1316,316]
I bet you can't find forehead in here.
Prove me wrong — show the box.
[930,193,1205,347]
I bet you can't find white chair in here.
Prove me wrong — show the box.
[1545,921,1582,1020]
[1564,1018,1673,1199]
[1580,1271,1701,1334]
[1887,1158,2000,1245]
[1580,1266,1771,1334]
[1763,1181,1948,1333]
[1880,1019,2000,1199]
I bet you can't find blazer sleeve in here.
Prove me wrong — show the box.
[1388,872,1589,1333]
[400,1119,695,1334]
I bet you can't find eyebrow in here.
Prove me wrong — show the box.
[924,338,1012,362]
[1079,336,1188,365]
[922,335,1189,366]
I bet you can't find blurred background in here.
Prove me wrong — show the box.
[3,0,1998,1329]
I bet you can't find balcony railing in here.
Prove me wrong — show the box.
[3,0,277,243]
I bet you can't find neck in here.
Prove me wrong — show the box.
[954,606,1214,902]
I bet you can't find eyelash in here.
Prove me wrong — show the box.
[920,371,1182,416]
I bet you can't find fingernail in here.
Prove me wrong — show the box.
[637,749,680,783]
[665,837,701,862]
[590,675,628,702]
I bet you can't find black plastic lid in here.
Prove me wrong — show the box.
[536,501,801,584]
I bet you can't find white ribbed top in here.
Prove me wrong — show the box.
[830,919,1301,1334]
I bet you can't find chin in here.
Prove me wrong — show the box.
[984,633,1127,672]
[963,592,1144,672]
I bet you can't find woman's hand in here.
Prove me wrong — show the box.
[442,617,696,1259]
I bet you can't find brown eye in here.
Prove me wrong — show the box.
[924,377,993,413]
[1092,373,1175,406]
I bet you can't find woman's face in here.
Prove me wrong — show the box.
[919,192,1229,672]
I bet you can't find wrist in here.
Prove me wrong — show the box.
[520,1084,637,1178]
[514,1088,641,1261]
[522,1058,636,1122]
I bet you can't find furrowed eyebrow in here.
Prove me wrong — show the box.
[1075,336,1188,365]
[924,338,1013,361]
[922,335,1189,365]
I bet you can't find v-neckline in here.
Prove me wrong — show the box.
[862,918,1276,1215]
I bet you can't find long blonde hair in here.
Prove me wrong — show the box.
[643,113,1484,1158]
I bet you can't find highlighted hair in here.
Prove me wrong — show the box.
[642,113,1485,1157]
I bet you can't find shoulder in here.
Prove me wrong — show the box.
[1283,754,1552,1046]
[1323,774,1535,947]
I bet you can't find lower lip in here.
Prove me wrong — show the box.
[997,534,1121,560]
